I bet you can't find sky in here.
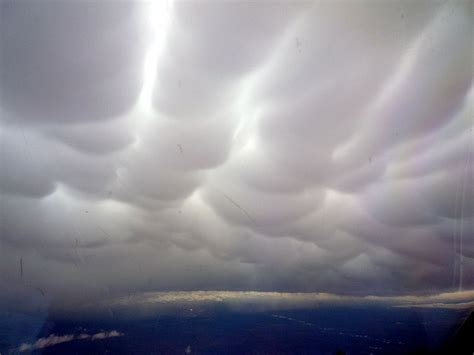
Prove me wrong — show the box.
[0,0,473,312]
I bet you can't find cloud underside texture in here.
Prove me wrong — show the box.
[0,1,473,309]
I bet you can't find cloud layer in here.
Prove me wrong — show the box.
[0,0,472,311]
[77,290,474,321]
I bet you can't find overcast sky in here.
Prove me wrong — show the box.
[0,0,473,311]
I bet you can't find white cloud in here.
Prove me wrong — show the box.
[81,290,474,319]
[16,330,124,352]
[91,330,123,340]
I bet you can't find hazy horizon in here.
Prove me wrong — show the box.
[0,1,472,353]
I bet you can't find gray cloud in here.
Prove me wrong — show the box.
[0,0,472,311]
[0,1,147,124]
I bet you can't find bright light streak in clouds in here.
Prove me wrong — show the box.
[136,0,172,112]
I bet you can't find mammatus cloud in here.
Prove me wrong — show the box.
[16,330,123,352]
[0,0,472,311]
